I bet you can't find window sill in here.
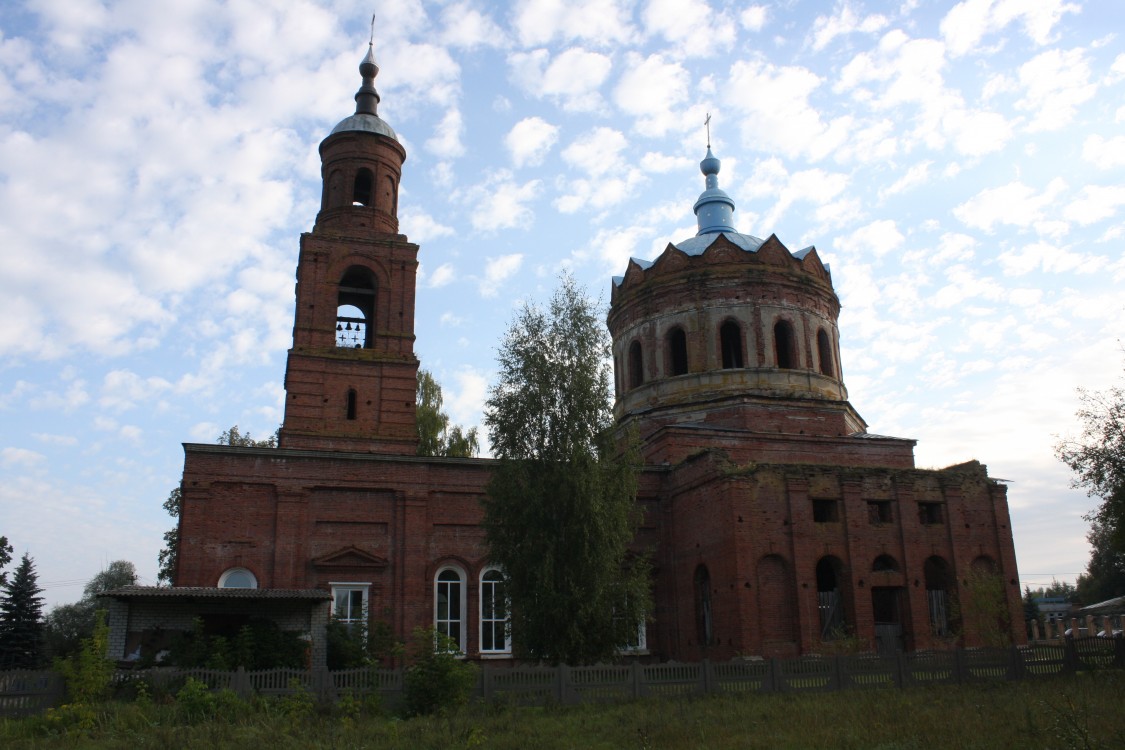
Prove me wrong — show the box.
[480,652,513,660]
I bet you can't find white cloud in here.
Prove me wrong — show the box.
[809,2,889,51]
[839,219,905,258]
[1,447,47,469]
[641,0,736,57]
[998,241,1099,276]
[640,152,694,173]
[941,0,1080,58]
[561,127,628,176]
[508,47,613,112]
[479,254,524,297]
[742,158,850,228]
[953,179,1067,232]
[1082,134,1125,169]
[880,161,932,199]
[428,264,457,289]
[727,58,847,161]
[440,3,508,48]
[613,53,691,137]
[513,0,635,47]
[741,5,768,32]
[400,208,455,243]
[426,108,465,159]
[1017,48,1096,132]
[1063,185,1125,226]
[461,170,542,231]
[505,117,560,168]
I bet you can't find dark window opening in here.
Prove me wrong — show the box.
[384,175,397,214]
[919,502,944,526]
[816,557,846,639]
[720,321,743,369]
[867,500,893,524]
[924,556,954,637]
[813,499,840,523]
[346,389,357,420]
[667,327,688,376]
[872,555,899,573]
[337,266,376,349]
[694,564,713,647]
[628,340,644,389]
[775,319,798,369]
[353,168,374,206]
[817,329,834,377]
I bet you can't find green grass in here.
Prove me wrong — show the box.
[3,671,1124,749]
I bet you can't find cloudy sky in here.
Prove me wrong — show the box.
[1,0,1122,607]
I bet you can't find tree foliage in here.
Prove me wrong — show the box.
[482,274,649,664]
[1076,516,1125,605]
[0,535,11,588]
[1056,379,1125,551]
[0,553,46,669]
[416,368,479,458]
[157,425,279,585]
[1056,371,1125,606]
[45,560,137,659]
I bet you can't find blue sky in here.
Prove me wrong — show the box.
[1,0,1122,607]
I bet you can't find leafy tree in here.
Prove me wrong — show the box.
[157,487,181,586]
[1075,517,1125,605]
[958,569,1013,649]
[416,368,479,458]
[482,274,649,664]
[0,535,11,587]
[1056,377,1125,553]
[158,425,279,584]
[45,560,137,659]
[0,553,46,668]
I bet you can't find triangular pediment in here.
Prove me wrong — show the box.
[650,244,691,274]
[312,546,389,569]
[700,233,742,263]
[797,246,830,280]
[756,234,793,266]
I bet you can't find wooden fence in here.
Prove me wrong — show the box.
[3,637,1123,717]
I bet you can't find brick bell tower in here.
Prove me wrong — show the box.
[279,44,420,454]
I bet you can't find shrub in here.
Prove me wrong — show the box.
[402,627,477,716]
[55,609,113,704]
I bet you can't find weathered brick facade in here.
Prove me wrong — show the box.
[172,49,1025,662]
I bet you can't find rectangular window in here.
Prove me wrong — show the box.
[812,499,840,523]
[867,501,893,525]
[331,583,369,632]
[480,570,510,654]
[919,502,944,525]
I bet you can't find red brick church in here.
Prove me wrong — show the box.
[104,46,1025,665]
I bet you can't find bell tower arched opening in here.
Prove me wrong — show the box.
[336,266,376,349]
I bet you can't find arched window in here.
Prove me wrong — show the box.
[628,340,644,389]
[775,320,798,369]
[667,327,688,376]
[694,564,713,647]
[346,388,357,420]
[336,266,376,349]
[816,556,847,639]
[924,556,955,637]
[480,568,510,654]
[435,567,466,651]
[720,321,743,369]
[353,168,374,206]
[218,567,257,589]
[817,329,834,377]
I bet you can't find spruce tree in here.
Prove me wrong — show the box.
[0,553,46,669]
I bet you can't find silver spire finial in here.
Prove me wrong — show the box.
[369,13,376,46]
[705,112,711,149]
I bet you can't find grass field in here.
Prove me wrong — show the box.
[3,670,1123,749]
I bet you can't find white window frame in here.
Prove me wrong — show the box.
[217,567,257,589]
[434,566,466,652]
[330,582,370,631]
[479,567,511,656]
